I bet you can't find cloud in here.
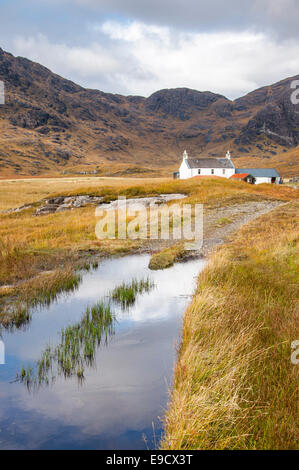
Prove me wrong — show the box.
[73,0,299,39]
[13,34,119,76]
[12,33,132,92]
[2,1,299,98]
[253,0,299,39]
[11,20,299,99]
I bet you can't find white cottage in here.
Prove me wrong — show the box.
[179,150,235,180]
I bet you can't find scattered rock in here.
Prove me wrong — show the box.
[3,194,186,217]
[4,203,33,214]
[97,194,187,212]
[34,195,105,215]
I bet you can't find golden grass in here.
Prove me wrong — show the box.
[0,176,168,211]
[48,177,298,205]
[0,176,297,325]
[162,201,299,450]
[0,267,82,328]
[149,244,186,270]
[0,177,297,285]
[0,174,297,211]
[0,206,140,285]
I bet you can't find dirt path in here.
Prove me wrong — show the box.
[201,200,283,256]
[143,200,284,258]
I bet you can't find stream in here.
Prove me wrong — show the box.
[0,254,205,450]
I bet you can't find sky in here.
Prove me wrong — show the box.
[0,0,299,99]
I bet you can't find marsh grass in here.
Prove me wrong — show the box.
[17,301,115,388]
[19,269,82,309]
[162,201,299,450]
[0,268,82,328]
[149,244,186,270]
[111,277,155,309]
[10,304,31,329]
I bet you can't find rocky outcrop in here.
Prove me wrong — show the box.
[34,195,104,215]
[235,76,299,147]
[4,194,187,216]
[145,88,225,120]
[97,194,186,213]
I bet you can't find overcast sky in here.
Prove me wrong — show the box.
[1,0,299,99]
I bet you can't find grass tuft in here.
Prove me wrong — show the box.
[0,268,81,328]
[111,277,155,308]
[149,244,186,270]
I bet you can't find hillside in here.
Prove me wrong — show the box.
[0,47,299,177]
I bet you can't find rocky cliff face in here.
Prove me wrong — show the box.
[0,47,298,176]
[145,88,225,120]
[235,77,299,147]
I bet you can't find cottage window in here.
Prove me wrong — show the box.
[198,169,201,175]
[211,169,214,175]
[223,169,225,175]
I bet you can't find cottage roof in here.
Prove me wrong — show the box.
[230,173,250,179]
[186,158,234,169]
[235,168,280,177]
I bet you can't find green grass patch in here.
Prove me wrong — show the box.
[216,217,233,226]
[111,277,155,309]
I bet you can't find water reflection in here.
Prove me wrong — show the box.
[17,278,156,389]
[17,302,115,389]
[0,255,205,449]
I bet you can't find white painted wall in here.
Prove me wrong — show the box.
[179,159,191,179]
[179,162,235,179]
[254,177,280,185]
[195,168,235,178]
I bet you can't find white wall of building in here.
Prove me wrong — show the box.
[254,177,280,185]
[179,161,235,179]
[194,168,235,178]
[179,159,191,179]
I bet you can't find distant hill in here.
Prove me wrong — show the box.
[0,47,298,177]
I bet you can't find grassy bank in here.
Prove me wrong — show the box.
[0,267,82,327]
[162,201,299,450]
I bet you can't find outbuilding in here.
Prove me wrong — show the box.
[234,168,281,184]
[230,173,254,183]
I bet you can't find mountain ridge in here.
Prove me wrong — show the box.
[0,47,298,177]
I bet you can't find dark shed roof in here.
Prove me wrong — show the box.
[187,158,234,169]
[235,168,280,177]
